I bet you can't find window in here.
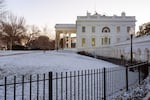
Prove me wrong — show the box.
[127,26,131,33]
[102,27,110,33]
[92,38,95,47]
[82,26,86,32]
[104,37,107,44]
[82,38,85,47]
[117,26,120,33]
[101,38,103,45]
[101,37,110,45]
[109,38,111,44]
[92,26,95,33]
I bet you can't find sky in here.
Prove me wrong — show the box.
[5,0,150,33]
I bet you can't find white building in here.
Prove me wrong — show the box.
[55,12,136,51]
[55,12,150,62]
[76,12,136,51]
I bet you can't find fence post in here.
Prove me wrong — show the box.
[37,74,39,100]
[30,75,32,100]
[22,75,24,100]
[147,61,149,76]
[49,72,53,100]
[56,73,58,100]
[4,77,7,100]
[85,70,87,100]
[138,65,141,84]
[43,74,45,100]
[74,71,76,100]
[66,72,68,100]
[81,70,83,100]
[14,76,16,100]
[126,65,128,91]
[103,67,106,100]
[61,72,63,100]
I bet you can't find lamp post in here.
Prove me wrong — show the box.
[129,28,135,64]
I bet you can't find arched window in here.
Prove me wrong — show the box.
[102,27,110,33]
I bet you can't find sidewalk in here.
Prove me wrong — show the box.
[0,51,39,57]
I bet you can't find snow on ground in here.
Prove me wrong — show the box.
[0,50,119,77]
[115,74,150,100]
[1,50,149,99]
[0,50,121,100]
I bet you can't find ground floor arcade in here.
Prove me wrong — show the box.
[55,24,76,50]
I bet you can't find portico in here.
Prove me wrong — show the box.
[55,24,76,50]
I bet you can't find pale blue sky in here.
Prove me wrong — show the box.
[5,0,150,32]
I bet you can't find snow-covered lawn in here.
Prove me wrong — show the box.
[0,50,144,100]
[0,50,119,77]
[0,50,121,100]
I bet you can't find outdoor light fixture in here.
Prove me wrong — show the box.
[129,28,135,64]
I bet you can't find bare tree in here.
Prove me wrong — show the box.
[41,25,55,40]
[1,13,26,49]
[0,0,6,30]
[0,0,7,21]
[27,35,51,50]
[30,25,41,39]
[41,26,55,49]
[0,0,8,49]
[25,25,41,47]
[37,35,51,50]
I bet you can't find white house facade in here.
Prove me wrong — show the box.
[55,12,150,62]
[76,12,136,51]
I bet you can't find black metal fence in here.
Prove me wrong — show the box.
[0,62,149,100]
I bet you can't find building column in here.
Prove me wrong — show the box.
[55,31,60,50]
[68,33,72,48]
[63,32,67,49]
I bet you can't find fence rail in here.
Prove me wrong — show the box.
[0,62,149,100]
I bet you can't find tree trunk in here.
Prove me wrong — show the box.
[9,37,13,50]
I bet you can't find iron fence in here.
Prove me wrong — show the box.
[0,62,148,100]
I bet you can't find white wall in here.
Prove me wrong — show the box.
[93,35,150,62]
